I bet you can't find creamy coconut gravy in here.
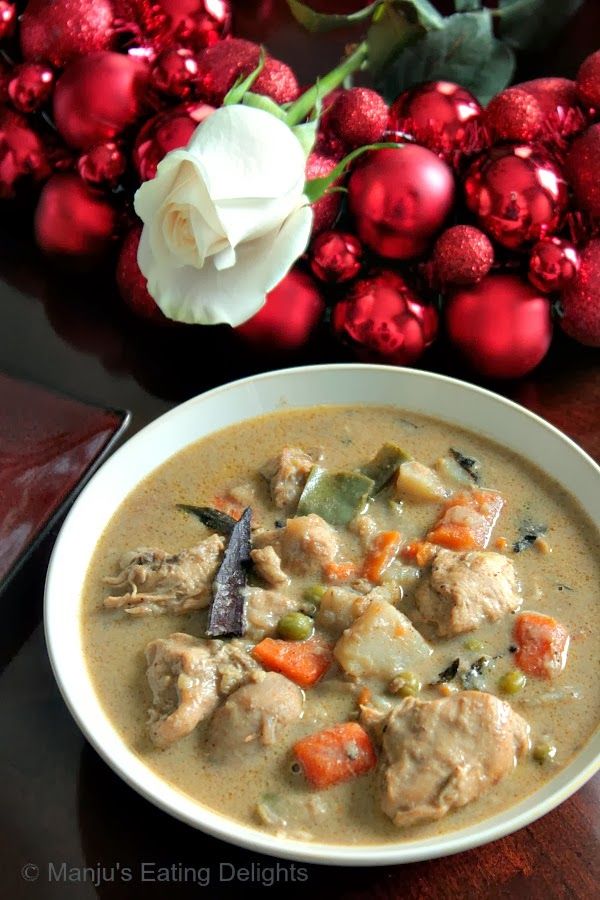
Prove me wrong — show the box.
[82,405,600,844]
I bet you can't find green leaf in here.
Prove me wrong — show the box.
[455,0,481,9]
[223,49,266,106]
[304,141,400,203]
[286,0,380,33]
[496,0,584,51]
[375,11,515,106]
[367,0,445,76]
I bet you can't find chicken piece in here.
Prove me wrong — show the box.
[415,548,522,637]
[206,671,304,763]
[380,691,530,827]
[260,447,315,510]
[251,546,289,586]
[349,514,378,550]
[145,633,257,748]
[316,586,370,635]
[253,514,339,577]
[103,534,224,616]
[334,599,432,682]
[244,587,298,639]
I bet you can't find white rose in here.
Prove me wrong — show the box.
[133,104,313,326]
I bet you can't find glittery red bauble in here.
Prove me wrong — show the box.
[566,124,600,219]
[306,151,342,235]
[0,107,51,198]
[348,146,455,259]
[236,268,324,352]
[484,88,545,143]
[152,48,199,98]
[54,52,150,150]
[116,225,167,323]
[528,237,580,294]
[194,38,299,106]
[132,101,214,181]
[310,231,363,283]
[432,225,494,286]
[34,173,118,260]
[560,239,600,347]
[388,81,482,158]
[78,142,127,189]
[446,274,552,378]
[519,77,585,139]
[8,63,54,113]
[0,1,16,40]
[464,144,568,250]
[0,60,10,103]
[576,50,600,111]
[332,270,438,366]
[329,88,388,149]
[20,0,115,67]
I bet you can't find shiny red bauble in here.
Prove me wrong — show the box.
[566,124,600,220]
[559,239,600,347]
[8,63,54,113]
[388,81,482,158]
[445,274,552,379]
[236,268,325,352]
[528,237,580,294]
[0,107,50,198]
[464,144,568,250]
[78,142,127,189]
[116,225,167,323]
[34,173,118,260]
[54,52,150,150]
[20,0,115,67]
[132,101,214,182]
[432,225,494,287]
[329,88,388,149]
[576,50,600,111]
[0,1,16,41]
[152,0,231,52]
[310,231,363,283]
[332,270,438,366]
[152,48,199,98]
[194,38,299,106]
[348,146,455,259]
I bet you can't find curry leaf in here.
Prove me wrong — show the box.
[496,0,584,51]
[286,0,380,32]
[177,505,237,536]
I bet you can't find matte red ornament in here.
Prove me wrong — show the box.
[152,48,199,98]
[0,0,16,40]
[484,88,544,144]
[305,151,342,235]
[20,0,115,67]
[310,231,363,283]
[8,63,54,113]
[528,237,580,294]
[559,239,600,347]
[518,77,585,139]
[116,225,167,323]
[54,52,150,150]
[132,101,214,182]
[332,270,438,366]
[566,124,600,220]
[193,38,299,106]
[432,225,494,286]
[388,81,482,158]
[329,88,388,149]
[464,144,568,250]
[34,173,118,260]
[348,146,455,259]
[576,50,600,111]
[445,274,552,379]
[78,142,127,189]
[0,107,51,198]
[236,268,324,352]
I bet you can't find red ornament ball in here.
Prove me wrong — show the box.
[576,50,600,111]
[566,124,600,219]
[305,151,342,235]
[464,144,568,249]
[20,0,115,68]
[78,141,127,189]
[34,173,118,260]
[310,231,363,284]
[388,81,482,158]
[0,1,16,41]
[152,48,199,98]
[236,268,324,352]
[116,225,167,323]
[329,88,388,149]
[8,63,54,113]
[138,0,231,53]
[348,146,455,259]
[559,239,600,347]
[445,274,552,379]
[484,88,545,144]
[0,58,10,103]
[0,107,51,198]
[132,101,214,182]
[432,225,494,287]
[528,237,580,294]
[194,38,299,106]
[54,52,150,150]
[518,77,585,139]
[332,270,438,366]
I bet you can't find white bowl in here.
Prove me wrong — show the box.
[44,365,600,866]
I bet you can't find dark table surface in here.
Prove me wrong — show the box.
[1,2,599,897]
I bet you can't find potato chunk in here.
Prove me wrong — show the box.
[334,599,432,681]
[395,461,449,502]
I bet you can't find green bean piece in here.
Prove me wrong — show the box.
[498,670,527,694]
[360,443,411,495]
[532,741,557,763]
[296,466,374,526]
[277,612,314,641]
[389,671,421,697]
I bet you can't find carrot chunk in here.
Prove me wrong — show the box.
[252,637,332,687]
[402,539,436,566]
[427,489,505,551]
[514,611,570,679]
[293,722,377,789]
[362,530,402,582]
[323,561,359,582]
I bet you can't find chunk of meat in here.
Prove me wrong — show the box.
[243,587,298,639]
[349,514,378,550]
[415,548,522,637]
[260,447,315,510]
[380,692,530,827]
[251,546,289,586]
[316,586,370,635]
[103,534,224,616]
[145,633,256,748]
[206,671,304,762]
[253,514,339,577]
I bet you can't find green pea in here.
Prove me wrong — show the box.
[277,612,314,641]
[532,741,557,763]
[389,671,421,697]
[303,584,327,605]
[464,638,485,652]
[498,670,527,694]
